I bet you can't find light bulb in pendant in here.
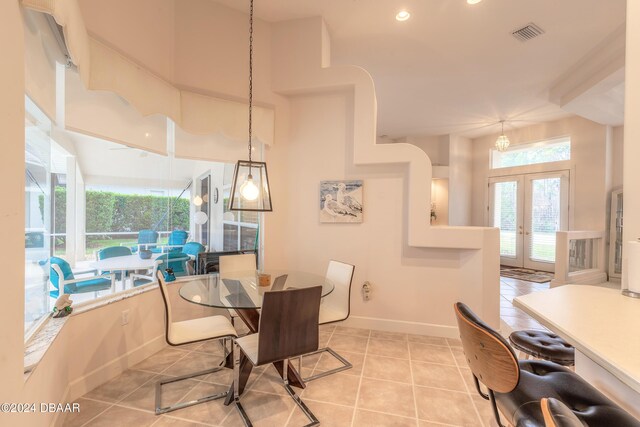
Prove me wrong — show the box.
[193,195,203,206]
[240,175,259,201]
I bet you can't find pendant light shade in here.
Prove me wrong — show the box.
[229,0,273,212]
[495,120,510,152]
[229,160,273,211]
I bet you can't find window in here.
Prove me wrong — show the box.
[25,96,52,337]
[222,164,259,251]
[491,137,570,169]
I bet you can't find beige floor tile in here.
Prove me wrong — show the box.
[458,367,477,393]
[192,339,228,356]
[153,416,210,426]
[370,330,409,341]
[163,351,225,378]
[61,398,112,427]
[221,390,296,427]
[472,395,500,427]
[334,325,371,337]
[449,347,469,368]
[410,361,466,392]
[354,409,418,427]
[248,365,291,396]
[407,335,448,347]
[119,375,199,412]
[414,386,479,425]
[168,382,233,425]
[367,338,410,359]
[84,405,157,426]
[357,378,416,418]
[363,355,412,383]
[418,421,457,427]
[301,373,360,406]
[318,331,333,347]
[314,350,364,376]
[132,348,189,374]
[446,338,463,348]
[408,343,456,366]
[85,370,157,403]
[286,400,354,426]
[199,366,234,387]
[326,333,369,354]
[319,324,336,333]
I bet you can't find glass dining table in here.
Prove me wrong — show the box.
[178,270,334,403]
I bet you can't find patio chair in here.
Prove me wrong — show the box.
[182,242,206,274]
[128,229,159,253]
[152,230,189,253]
[49,257,115,299]
[96,246,132,281]
[156,252,191,277]
[131,259,163,287]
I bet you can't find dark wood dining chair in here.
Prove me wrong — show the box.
[233,286,322,427]
[454,302,640,427]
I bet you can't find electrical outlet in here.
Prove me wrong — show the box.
[362,281,372,301]
[121,309,130,326]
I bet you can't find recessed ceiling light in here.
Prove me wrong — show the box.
[467,0,482,4]
[396,10,410,21]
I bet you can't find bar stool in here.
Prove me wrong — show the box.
[509,330,575,366]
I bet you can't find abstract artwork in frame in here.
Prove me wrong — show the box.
[320,180,363,223]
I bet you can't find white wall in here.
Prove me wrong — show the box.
[623,1,640,290]
[449,135,473,226]
[265,91,498,334]
[471,116,609,233]
[0,2,26,425]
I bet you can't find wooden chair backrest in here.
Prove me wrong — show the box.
[256,286,322,366]
[454,302,520,393]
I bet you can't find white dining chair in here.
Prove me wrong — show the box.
[154,271,237,415]
[219,254,257,327]
[301,260,355,382]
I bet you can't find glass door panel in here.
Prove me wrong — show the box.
[524,172,569,271]
[489,176,523,267]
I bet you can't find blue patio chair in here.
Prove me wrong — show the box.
[152,230,189,253]
[49,257,115,299]
[156,252,191,277]
[182,242,206,274]
[128,229,159,253]
[97,246,132,281]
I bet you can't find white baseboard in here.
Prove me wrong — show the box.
[51,334,165,427]
[341,315,459,338]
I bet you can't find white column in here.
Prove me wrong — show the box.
[65,156,77,266]
[623,1,640,289]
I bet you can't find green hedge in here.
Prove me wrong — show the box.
[55,188,189,237]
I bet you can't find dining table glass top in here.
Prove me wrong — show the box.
[178,270,334,310]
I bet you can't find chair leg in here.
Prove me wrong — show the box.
[233,340,253,427]
[473,374,489,400]
[282,359,319,427]
[155,339,230,415]
[488,389,507,427]
[301,347,352,382]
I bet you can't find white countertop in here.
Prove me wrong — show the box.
[514,285,640,394]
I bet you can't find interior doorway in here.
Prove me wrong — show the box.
[489,171,569,272]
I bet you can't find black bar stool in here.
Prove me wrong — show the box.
[509,330,575,366]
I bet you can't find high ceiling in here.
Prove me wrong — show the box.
[215,0,626,138]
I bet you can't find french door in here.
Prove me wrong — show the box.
[489,171,569,272]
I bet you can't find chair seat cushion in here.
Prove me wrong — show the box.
[319,305,346,324]
[168,315,237,345]
[495,360,640,427]
[235,334,259,365]
[509,330,575,365]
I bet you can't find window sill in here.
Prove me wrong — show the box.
[24,282,158,378]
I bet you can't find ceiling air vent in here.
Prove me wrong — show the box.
[511,23,545,42]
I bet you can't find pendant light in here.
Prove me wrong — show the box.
[495,120,510,152]
[229,0,273,212]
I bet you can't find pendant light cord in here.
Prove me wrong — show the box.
[247,0,254,168]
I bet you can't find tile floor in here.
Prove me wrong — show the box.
[63,277,551,427]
